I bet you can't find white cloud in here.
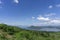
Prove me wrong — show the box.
[50,20,60,23]
[49,4,60,8]
[48,4,60,9]
[56,4,60,7]
[14,0,19,3]
[32,17,35,19]
[48,5,53,9]
[36,15,60,26]
[0,0,2,5]
[48,4,60,8]
[37,16,50,21]
[0,0,2,4]
[0,0,3,8]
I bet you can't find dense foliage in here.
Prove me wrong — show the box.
[0,24,60,40]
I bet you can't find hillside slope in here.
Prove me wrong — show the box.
[0,24,60,40]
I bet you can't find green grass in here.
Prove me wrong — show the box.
[0,24,60,40]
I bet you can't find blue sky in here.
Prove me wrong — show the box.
[0,0,60,26]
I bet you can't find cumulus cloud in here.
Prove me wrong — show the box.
[48,5,53,9]
[36,14,60,26]
[37,16,50,21]
[14,0,19,3]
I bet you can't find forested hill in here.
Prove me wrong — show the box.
[0,24,60,40]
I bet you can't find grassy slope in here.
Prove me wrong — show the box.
[0,24,60,40]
